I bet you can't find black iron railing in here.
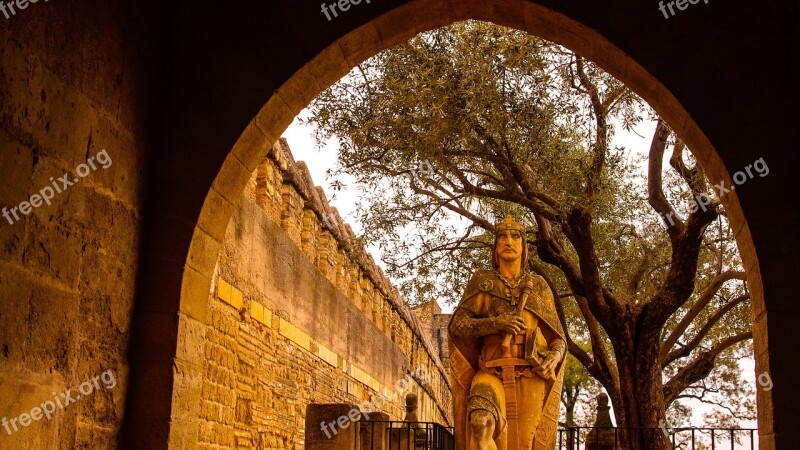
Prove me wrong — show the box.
[557,427,759,449]
[358,420,455,450]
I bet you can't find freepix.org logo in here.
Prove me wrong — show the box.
[320,365,431,439]
[0,0,50,21]
[657,0,710,19]
[2,149,112,226]
[320,0,374,21]
[1,369,117,436]
[660,157,768,227]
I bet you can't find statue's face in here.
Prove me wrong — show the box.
[495,230,523,264]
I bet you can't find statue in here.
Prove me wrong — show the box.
[402,393,427,446]
[448,216,567,450]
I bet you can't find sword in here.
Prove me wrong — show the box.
[500,278,535,357]
[496,278,535,449]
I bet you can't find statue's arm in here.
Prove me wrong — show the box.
[534,335,567,377]
[449,307,500,338]
[534,274,567,361]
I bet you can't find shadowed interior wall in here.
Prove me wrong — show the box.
[0,1,157,448]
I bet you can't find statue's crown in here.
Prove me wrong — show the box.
[494,215,526,234]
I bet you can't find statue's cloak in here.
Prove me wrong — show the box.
[447,269,566,450]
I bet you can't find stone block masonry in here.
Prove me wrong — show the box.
[2,149,113,226]
[196,139,452,449]
[0,3,148,449]
[412,301,453,373]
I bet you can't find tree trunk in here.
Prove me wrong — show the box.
[610,322,672,450]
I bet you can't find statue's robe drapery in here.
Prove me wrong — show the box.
[448,269,566,450]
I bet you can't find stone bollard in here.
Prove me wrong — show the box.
[384,393,428,450]
[403,392,420,423]
[306,403,363,450]
[585,393,617,450]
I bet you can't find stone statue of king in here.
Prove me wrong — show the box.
[448,215,567,450]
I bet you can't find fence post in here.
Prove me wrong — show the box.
[360,412,390,450]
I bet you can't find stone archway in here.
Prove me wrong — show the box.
[124,1,779,448]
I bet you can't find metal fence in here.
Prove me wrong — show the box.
[556,427,759,450]
[358,420,455,450]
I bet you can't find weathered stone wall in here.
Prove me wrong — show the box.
[0,2,153,449]
[196,139,453,448]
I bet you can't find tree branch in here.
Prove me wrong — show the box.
[563,209,628,323]
[663,331,753,406]
[448,163,560,221]
[669,140,707,196]
[626,245,654,298]
[533,215,588,302]
[406,176,497,232]
[660,271,747,362]
[663,293,750,367]
[575,56,609,202]
[575,294,620,390]
[674,393,746,419]
[648,119,683,238]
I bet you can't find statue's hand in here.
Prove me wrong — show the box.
[494,314,526,335]
[538,350,560,375]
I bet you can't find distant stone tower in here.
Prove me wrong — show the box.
[411,300,452,372]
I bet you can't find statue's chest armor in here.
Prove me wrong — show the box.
[481,304,544,363]
[478,276,526,305]
[486,296,517,316]
[469,270,563,341]
[479,276,543,317]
